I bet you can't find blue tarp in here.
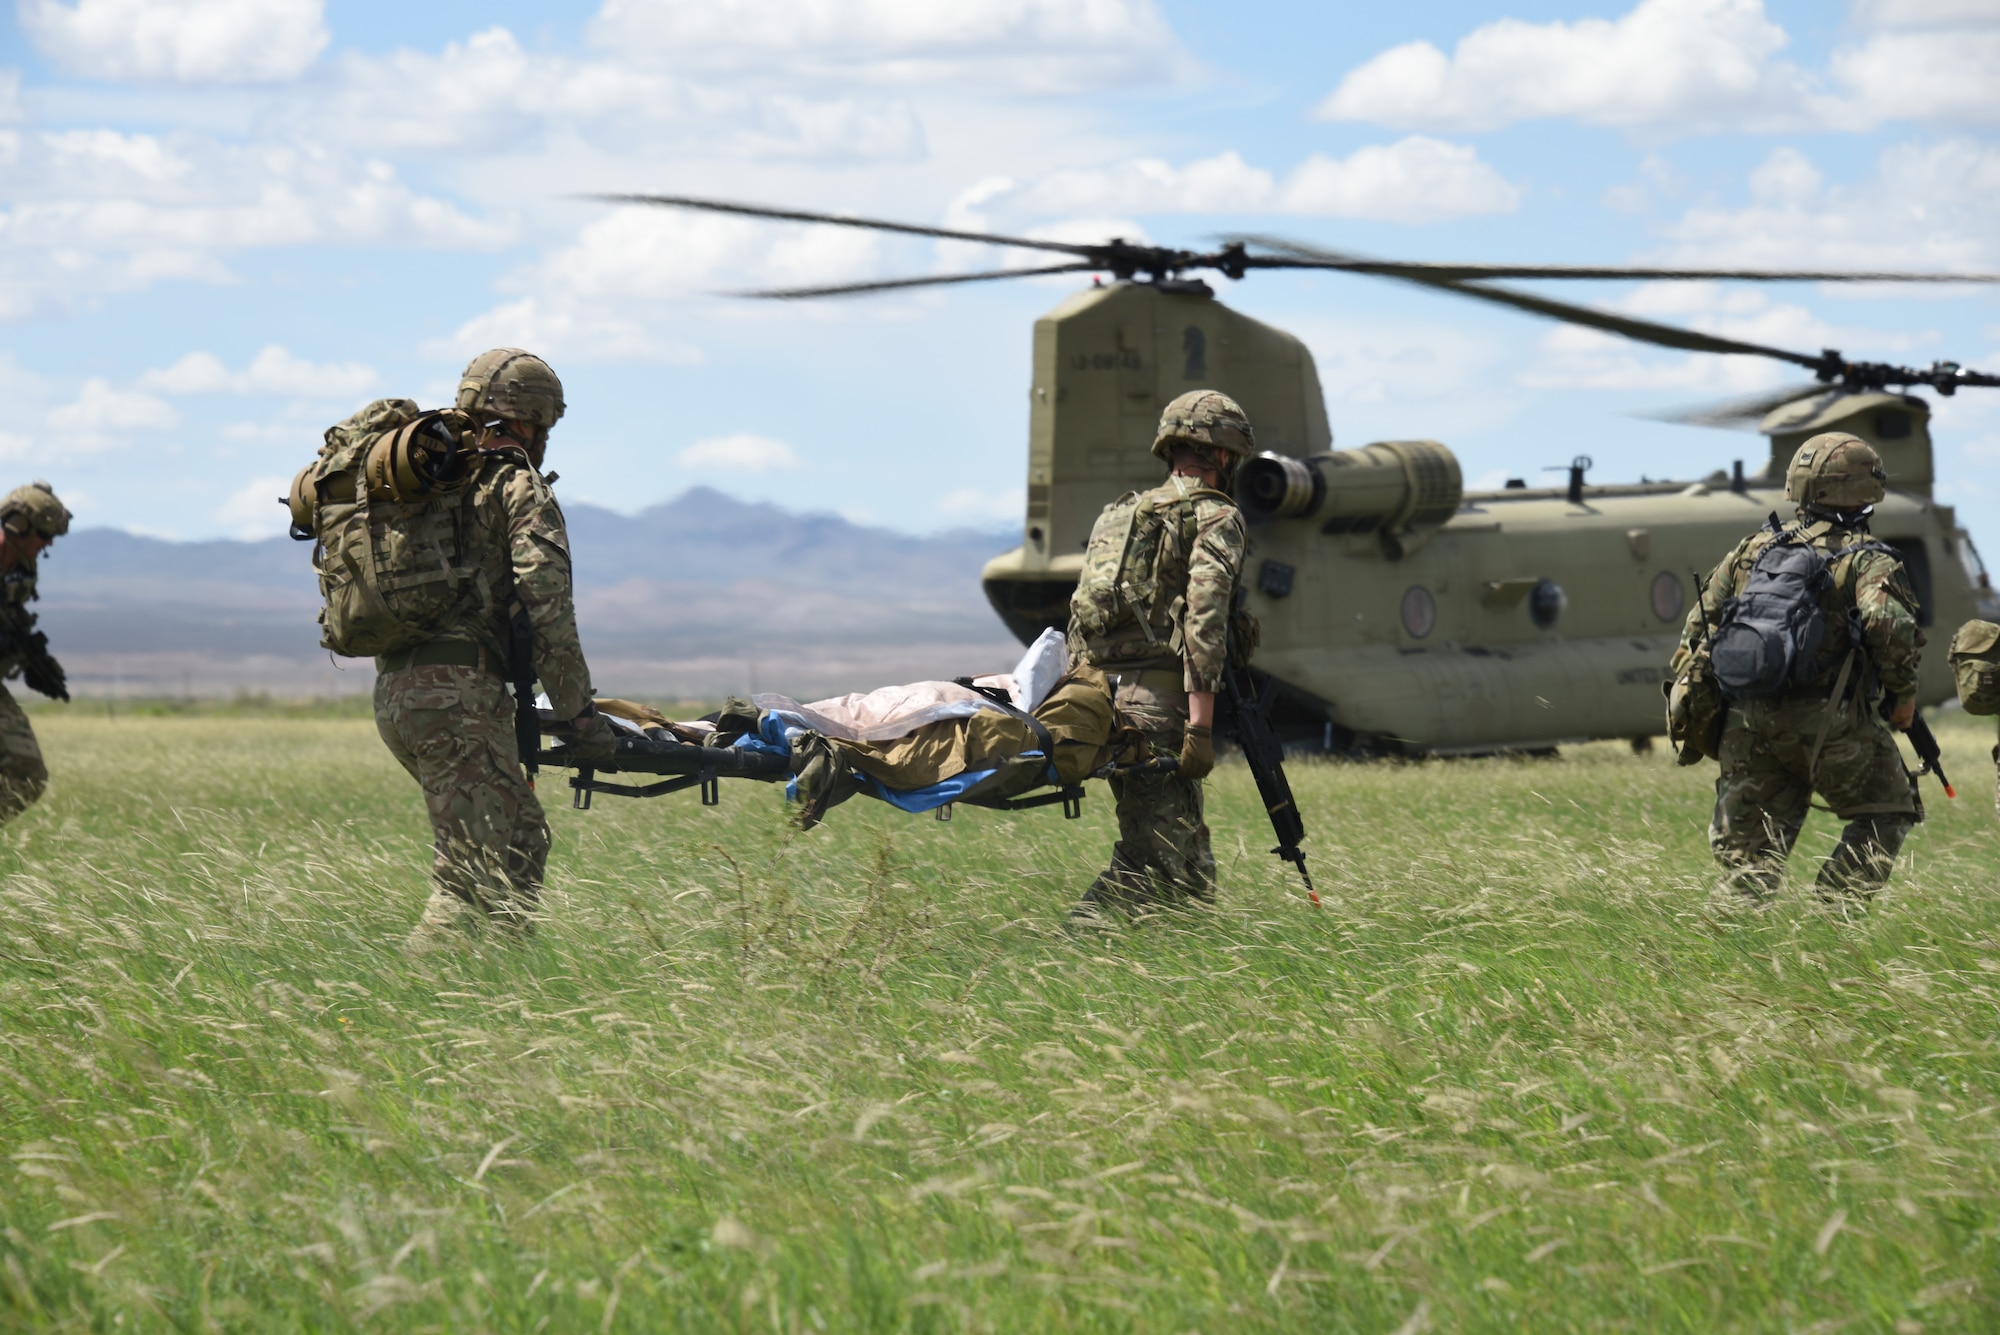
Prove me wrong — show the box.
[731,711,1041,813]
[856,768,1004,813]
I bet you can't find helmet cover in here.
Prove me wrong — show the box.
[456,348,565,429]
[0,481,71,539]
[1152,390,1254,476]
[1786,431,1886,509]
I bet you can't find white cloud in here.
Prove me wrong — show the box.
[1316,0,2000,133]
[938,486,1025,526]
[0,135,509,317]
[1276,139,1521,222]
[1317,0,1817,133]
[1830,28,2000,124]
[1659,140,2000,270]
[538,206,885,303]
[1004,152,1272,218]
[322,28,925,161]
[1291,319,1503,410]
[678,434,799,473]
[214,473,291,538]
[139,346,376,399]
[971,139,1518,229]
[45,378,177,438]
[425,297,706,366]
[21,0,328,83]
[586,0,1194,93]
[1851,0,2000,27]
[5,158,502,252]
[43,129,194,183]
[0,69,22,124]
[427,204,893,364]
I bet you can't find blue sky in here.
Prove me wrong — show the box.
[3,0,1997,553]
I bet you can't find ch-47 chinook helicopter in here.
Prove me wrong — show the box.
[604,193,2000,754]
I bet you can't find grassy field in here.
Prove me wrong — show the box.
[3,712,1998,1332]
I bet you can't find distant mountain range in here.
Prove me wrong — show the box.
[33,488,1028,701]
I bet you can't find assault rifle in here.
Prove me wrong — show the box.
[508,604,538,785]
[1219,660,1317,903]
[1897,706,1956,799]
[0,618,67,702]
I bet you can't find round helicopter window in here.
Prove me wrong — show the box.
[1650,570,1684,623]
[1529,578,1566,630]
[1401,585,1437,639]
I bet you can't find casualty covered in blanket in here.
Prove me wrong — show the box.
[548,630,1150,828]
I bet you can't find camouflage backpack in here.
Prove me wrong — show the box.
[1069,480,1227,664]
[1948,620,2000,715]
[1663,652,1726,765]
[290,399,487,658]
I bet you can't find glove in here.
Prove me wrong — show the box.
[22,649,67,703]
[563,708,620,767]
[1178,723,1214,780]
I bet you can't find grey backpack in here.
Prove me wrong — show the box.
[1709,521,1841,703]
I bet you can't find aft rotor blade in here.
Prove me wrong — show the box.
[730,262,1101,299]
[1237,236,1820,367]
[1405,275,1818,366]
[592,192,1096,258]
[1643,383,1840,430]
[1229,239,2000,285]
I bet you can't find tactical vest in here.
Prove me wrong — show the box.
[299,399,490,659]
[1708,517,1893,703]
[1069,479,1230,665]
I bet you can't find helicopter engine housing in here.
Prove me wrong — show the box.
[1238,441,1462,533]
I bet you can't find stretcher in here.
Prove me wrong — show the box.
[535,631,1317,896]
[534,629,1164,825]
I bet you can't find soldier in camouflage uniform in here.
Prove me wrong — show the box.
[1067,391,1251,922]
[1673,433,1924,903]
[366,350,616,948]
[0,482,71,826]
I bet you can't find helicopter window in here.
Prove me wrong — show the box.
[1529,578,1566,630]
[1874,410,1913,440]
[1956,532,1990,590]
[1258,560,1294,599]
[1884,539,1933,627]
[1182,326,1207,378]
[1401,585,1436,639]
[1650,571,1684,623]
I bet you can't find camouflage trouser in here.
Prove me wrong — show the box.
[1710,693,1918,901]
[1078,674,1215,914]
[0,684,47,826]
[375,664,549,937]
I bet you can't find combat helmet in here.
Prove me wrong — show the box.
[0,481,71,540]
[1153,390,1254,479]
[1786,432,1887,511]
[455,349,565,429]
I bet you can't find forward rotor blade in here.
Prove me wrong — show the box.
[1227,238,2000,285]
[1642,383,1837,430]
[592,192,1096,258]
[1237,236,1822,368]
[729,262,1100,299]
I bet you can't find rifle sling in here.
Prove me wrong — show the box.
[1805,647,1858,787]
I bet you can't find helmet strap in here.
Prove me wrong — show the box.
[1802,501,1873,527]
[479,420,549,468]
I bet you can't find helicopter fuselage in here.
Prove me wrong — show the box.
[980,280,2000,753]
